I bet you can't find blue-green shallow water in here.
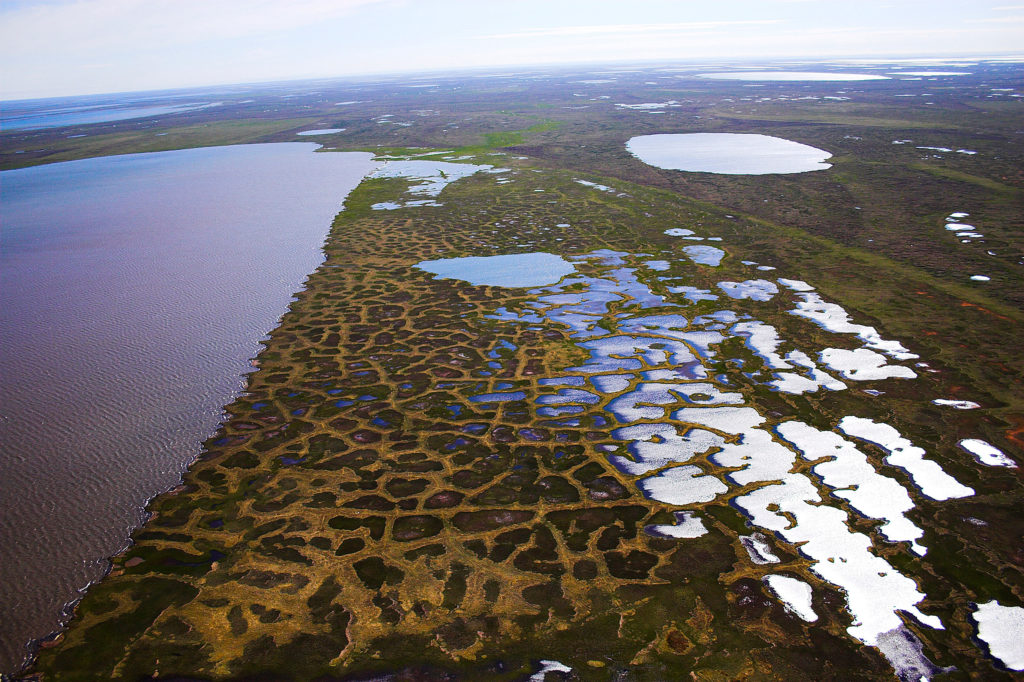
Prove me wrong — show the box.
[0,143,377,673]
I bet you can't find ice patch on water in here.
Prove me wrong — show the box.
[790,293,918,360]
[819,348,917,381]
[645,511,709,538]
[958,439,1017,468]
[931,399,980,409]
[741,533,780,564]
[370,159,490,207]
[639,465,728,505]
[682,245,725,266]
[530,659,573,681]
[610,424,725,476]
[730,321,790,369]
[764,575,818,622]
[838,417,974,500]
[778,278,815,292]
[776,421,927,555]
[607,382,743,423]
[667,285,718,303]
[972,601,1024,671]
[717,279,778,301]
[590,374,634,394]
[874,626,949,681]
[735,476,944,645]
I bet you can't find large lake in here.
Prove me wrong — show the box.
[1,102,217,131]
[0,143,377,672]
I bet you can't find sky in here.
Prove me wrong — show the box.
[2,0,1023,100]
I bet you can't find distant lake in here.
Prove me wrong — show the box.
[627,133,832,174]
[698,71,889,81]
[0,143,377,672]
[0,102,218,131]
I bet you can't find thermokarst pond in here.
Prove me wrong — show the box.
[627,133,833,174]
[415,252,576,288]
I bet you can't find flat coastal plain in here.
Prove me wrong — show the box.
[3,60,1023,680]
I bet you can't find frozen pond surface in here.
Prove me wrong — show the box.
[972,602,1024,670]
[627,133,832,174]
[645,511,709,538]
[0,143,378,671]
[932,399,980,409]
[415,252,575,288]
[958,439,1017,467]
[764,575,817,622]
[838,417,974,500]
[296,128,345,135]
[698,71,888,81]
[742,534,780,564]
[682,245,726,266]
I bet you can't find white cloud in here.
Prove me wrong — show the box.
[970,13,1024,21]
[0,0,391,53]
[481,20,781,40]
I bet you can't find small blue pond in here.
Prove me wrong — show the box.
[415,252,575,288]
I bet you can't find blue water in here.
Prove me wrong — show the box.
[1,103,216,131]
[0,143,377,672]
[415,252,575,288]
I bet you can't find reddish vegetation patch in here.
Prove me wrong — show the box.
[959,301,1012,322]
[1006,415,1024,450]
